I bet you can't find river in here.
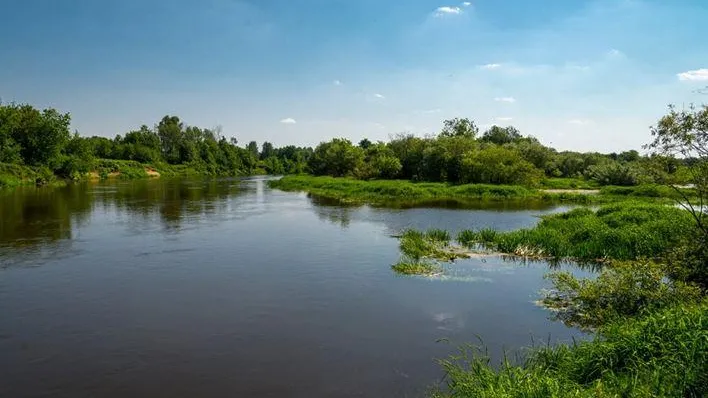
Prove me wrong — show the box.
[0,177,590,397]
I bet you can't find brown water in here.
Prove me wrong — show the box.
[0,177,589,397]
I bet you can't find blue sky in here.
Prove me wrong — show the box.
[1,0,707,152]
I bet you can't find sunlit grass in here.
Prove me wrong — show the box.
[431,301,708,398]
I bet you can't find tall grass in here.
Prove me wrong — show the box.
[433,301,707,398]
[456,202,695,261]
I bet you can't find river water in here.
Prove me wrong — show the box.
[0,177,590,397]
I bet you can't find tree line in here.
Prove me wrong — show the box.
[309,117,688,186]
[0,102,694,186]
[0,103,311,179]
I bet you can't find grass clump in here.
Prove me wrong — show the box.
[433,301,708,398]
[391,258,442,276]
[457,202,695,261]
[393,229,463,275]
[399,229,451,261]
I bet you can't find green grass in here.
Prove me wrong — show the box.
[95,159,215,179]
[433,300,708,398]
[391,259,442,276]
[599,184,694,199]
[457,202,696,261]
[270,175,682,207]
[270,175,540,206]
[540,178,599,190]
[0,162,59,188]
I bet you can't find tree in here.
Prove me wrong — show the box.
[261,141,275,160]
[0,104,71,168]
[308,138,364,177]
[358,138,373,150]
[440,118,478,139]
[157,116,184,164]
[460,146,542,185]
[481,125,522,145]
[647,104,708,289]
[586,162,641,186]
[647,104,708,237]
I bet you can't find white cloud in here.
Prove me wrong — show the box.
[373,93,385,99]
[677,68,708,81]
[462,2,472,6]
[607,48,623,57]
[434,6,462,16]
[568,119,590,125]
[333,80,342,86]
[479,63,502,70]
[280,118,297,124]
[495,117,513,121]
[494,96,516,103]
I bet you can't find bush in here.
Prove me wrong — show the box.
[543,261,702,329]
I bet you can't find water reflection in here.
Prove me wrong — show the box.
[0,179,247,265]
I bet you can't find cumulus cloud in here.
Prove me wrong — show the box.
[677,69,708,81]
[462,2,472,6]
[373,93,385,99]
[494,97,516,103]
[434,6,462,16]
[479,63,502,70]
[280,118,297,124]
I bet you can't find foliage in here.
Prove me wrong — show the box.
[586,161,642,186]
[460,146,543,186]
[543,261,702,329]
[456,203,696,261]
[308,138,364,177]
[647,104,708,239]
[433,301,708,398]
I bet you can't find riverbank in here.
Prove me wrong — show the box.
[0,160,253,189]
[269,175,687,207]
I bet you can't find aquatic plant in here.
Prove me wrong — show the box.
[391,258,442,276]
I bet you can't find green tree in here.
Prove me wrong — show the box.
[460,146,542,185]
[481,125,521,145]
[358,138,373,150]
[261,141,275,160]
[308,138,364,177]
[0,104,71,168]
[440,118,478,139]
[247,141,259,157]
[157,116,184,164]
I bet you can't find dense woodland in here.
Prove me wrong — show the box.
[0,102,692,187]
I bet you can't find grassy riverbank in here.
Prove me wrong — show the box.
[433,300,707,398]
[403,202,707,397]
[0,160,250,189]
[269,175,686,207]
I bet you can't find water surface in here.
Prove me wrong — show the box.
[0,177,589,397]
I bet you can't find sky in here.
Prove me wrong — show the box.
[1,0,707,152]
